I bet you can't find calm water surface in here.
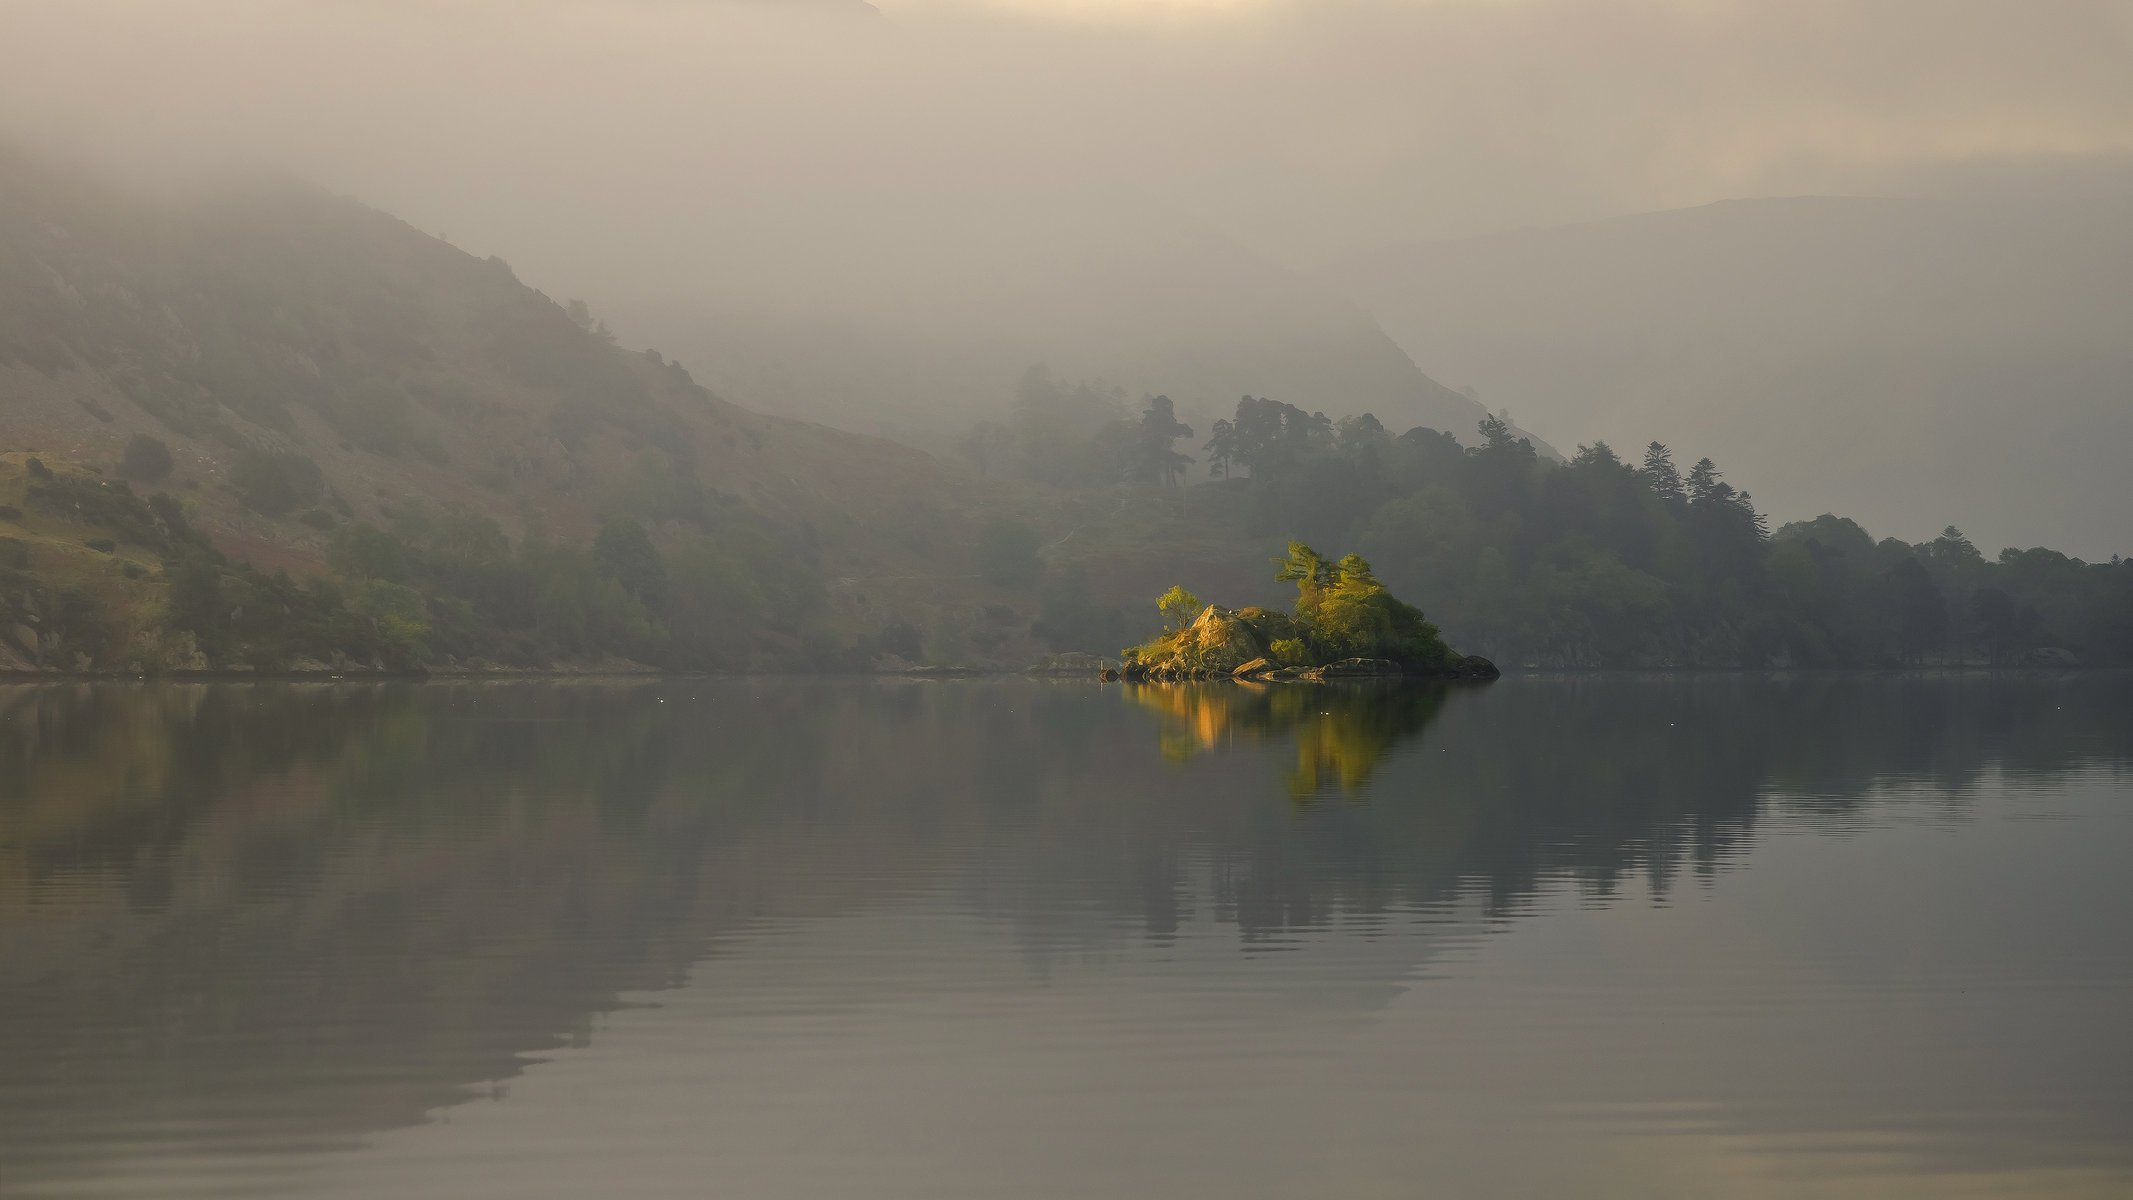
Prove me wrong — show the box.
[2,675,2130,1198]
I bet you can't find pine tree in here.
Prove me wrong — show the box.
[1685,457,1720,507]
[1641,442,1684,504]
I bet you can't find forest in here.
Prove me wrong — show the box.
[973,383,2133,669]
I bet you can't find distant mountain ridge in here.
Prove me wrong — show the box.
[1327,176,2133,558]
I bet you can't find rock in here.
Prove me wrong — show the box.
[1310,657,1405,678]
[1025,652,1107,675]
[1173,605,1269,674]
[1457,654,1501,679]
[1099,667,1119,681]
[1231,656,1274,679]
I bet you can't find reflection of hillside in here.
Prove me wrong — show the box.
[1127,681,1450,797]
[0,674,2127,1192]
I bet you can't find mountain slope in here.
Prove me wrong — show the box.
[1328,176,2133,558]
[0,148,1066,669]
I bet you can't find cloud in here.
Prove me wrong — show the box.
[2,0,2127,282]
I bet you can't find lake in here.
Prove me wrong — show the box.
[2,675,2130,1198]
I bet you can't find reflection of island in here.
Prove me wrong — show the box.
[1,674,2129,1192]
[1128,681,1450,798]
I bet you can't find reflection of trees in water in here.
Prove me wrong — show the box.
[1111,673,2133,937]
[0,674,2126,1187]
[1127,681,1450,798]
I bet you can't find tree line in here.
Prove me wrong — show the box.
[989,378,2131,668]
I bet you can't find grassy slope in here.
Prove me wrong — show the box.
[2,150,1177,667]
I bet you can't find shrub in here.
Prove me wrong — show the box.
[1157,584,1202,632]
[1269,637,1311,667]
[0,539,28,569]
[0,505,21,522]
[120,434,174,483]
[84,537,116,553]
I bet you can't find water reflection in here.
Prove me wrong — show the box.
[0,674,2128,1197]
[1128,681,1451,798]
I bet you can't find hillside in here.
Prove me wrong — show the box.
[0,148,1090,671]
[1327,173,2133,560]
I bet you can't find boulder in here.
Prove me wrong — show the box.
[1231,656,1274,679]
[1176,605,1268,674]
[1457,654,1501,679]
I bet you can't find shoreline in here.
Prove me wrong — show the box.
[2,664,2124,684]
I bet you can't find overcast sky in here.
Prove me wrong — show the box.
[5,0,2129,279]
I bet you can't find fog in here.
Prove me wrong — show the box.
[4,0,2132,551]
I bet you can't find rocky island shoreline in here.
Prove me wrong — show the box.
[1091,544,1500,684]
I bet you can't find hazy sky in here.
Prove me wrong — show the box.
[5,0,2129,278]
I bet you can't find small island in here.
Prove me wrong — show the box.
[1118,543,1499,682]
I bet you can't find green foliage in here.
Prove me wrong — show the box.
[1275,541,1335,594]
[1284,545,1451,667]
[1187,397,2133,667]
[352,579,432,665]
[119,434,173,483]
[1268,637,1311,667]
[229,449,324,516]
[1131,546,1456,672]
[1157,584,1202,632]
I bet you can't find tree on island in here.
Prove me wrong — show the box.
[1125,541,1487,680]
[1157,584,1203,632]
